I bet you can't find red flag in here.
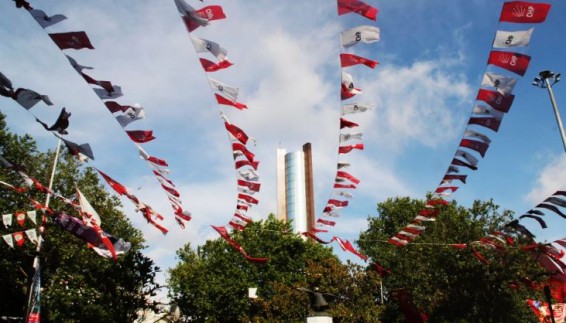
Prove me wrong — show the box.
[199,58,232,72]
[126,130,156,143]
[96,169,128,195]
[476,89,514,113]
[468,117,501,132]
[327,199,349,207]
[215,94,247,110]
[228,220,246,231]
[161,185,180,198]
[232,142,255,162]
[13,232,25,246]
[236,204,249,212]
[104,101,128,113]
[336,170,360,184]
[471,246,490,265]
[337,0,378,21]
[426,199,449,207]
[16,212,26,227]
[225,122,249,144]
[435,186,458,194]
[443,174,467,184]
[460,139,489,158]
[341,83,361,100]
[212,225,268,263]
[333,237,368,261]
[487,51,531,76]
[81,73,114,93]
[49,32,94,50]
[182,5,226,32]
[499,1,551,23]
[340,53,378,68]
[451,158,478,171]
[233,212,252,224]
[237,179,261,192]
[334,182,357,189]
[238,193,258,205]
[235,160,259,170]
[340,117,359,129]
[303,232,333,244]
[339,143,364,154]
[317,218,336,226]
[311,227,329,233]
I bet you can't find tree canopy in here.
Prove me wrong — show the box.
[168,215,384,322]
[357,196,547,322]
[0,112,161,322]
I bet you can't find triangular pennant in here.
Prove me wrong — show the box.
[3,234,14,248]
[27,210,37,225]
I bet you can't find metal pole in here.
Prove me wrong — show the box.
[25,138,62,320]
[544,77,566,153]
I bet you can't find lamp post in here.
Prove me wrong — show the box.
[532,70,566,153]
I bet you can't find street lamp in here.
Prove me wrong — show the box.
[532,70,566,153]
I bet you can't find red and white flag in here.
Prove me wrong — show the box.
[199,58,232,72]
[215,94,247,110]
[225,122,249,144]
[493,28,534,48]
[476,89,515,113]
[238,193,259,205]
[341,71,362,100]
[487,51,531,76]
[49,31,94,50]
[339,143,364,154]
[499,1,551,23]
[336,170,360,184]
[126,130,156,143]
[340,25,380,48]
[115,103,145,128]
[460,139,489,158]
[237,179,261,192]
[337,0,378,21]
[232,143,255,162]
[455,150,479,168]
[174,0,226,33]
[464,129,492,145]
[340,53,378,69]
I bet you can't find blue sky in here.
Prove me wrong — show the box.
[1,0,565,298]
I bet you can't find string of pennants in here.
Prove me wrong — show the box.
[1,210,42,248]
[388,0,554,247]
[172,0,265,262]
[308,0,378,238]
[8,0,191,231]
[0,163,131,260]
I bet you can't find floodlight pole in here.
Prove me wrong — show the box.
[533,70,566,153]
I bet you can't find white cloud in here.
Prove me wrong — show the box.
[526,154,566,204]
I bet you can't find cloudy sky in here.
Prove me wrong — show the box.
[1,0,565,297]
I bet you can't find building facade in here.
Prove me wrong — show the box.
[276,143,315,234]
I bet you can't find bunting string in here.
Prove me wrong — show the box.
[388,0,553,247]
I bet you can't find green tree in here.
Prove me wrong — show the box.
[0,112,161,322]
[168,215,384,322]
[357,196,546,322]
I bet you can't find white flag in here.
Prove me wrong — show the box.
[238,169,259,182]
[342,71,361,95]
[208,77,239,101]
[493,28,533,48]
[339,132,363,143]
[2,234,14,248]
[2,213,12,227]
[334,191,353,199]
[174,0,209,29]
[190,36,228,61]
[481,72,517,95]
[76,187,102,226]
[13,88,53,110]
[27,211,37,225]
[93,85,123,100]
[464,129,492,145]
[472,104,504,120]
[340,25,380,48]
[115,103,146,128]
[342,103,374,115]
[66,55,93,73]
[25,229,38,244]
[30,9,67,28]
[456,149,479,167]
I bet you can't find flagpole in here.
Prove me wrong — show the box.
[25,138,62,321]
[532,70,565,153]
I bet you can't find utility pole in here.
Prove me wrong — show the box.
[532,70,566,153]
